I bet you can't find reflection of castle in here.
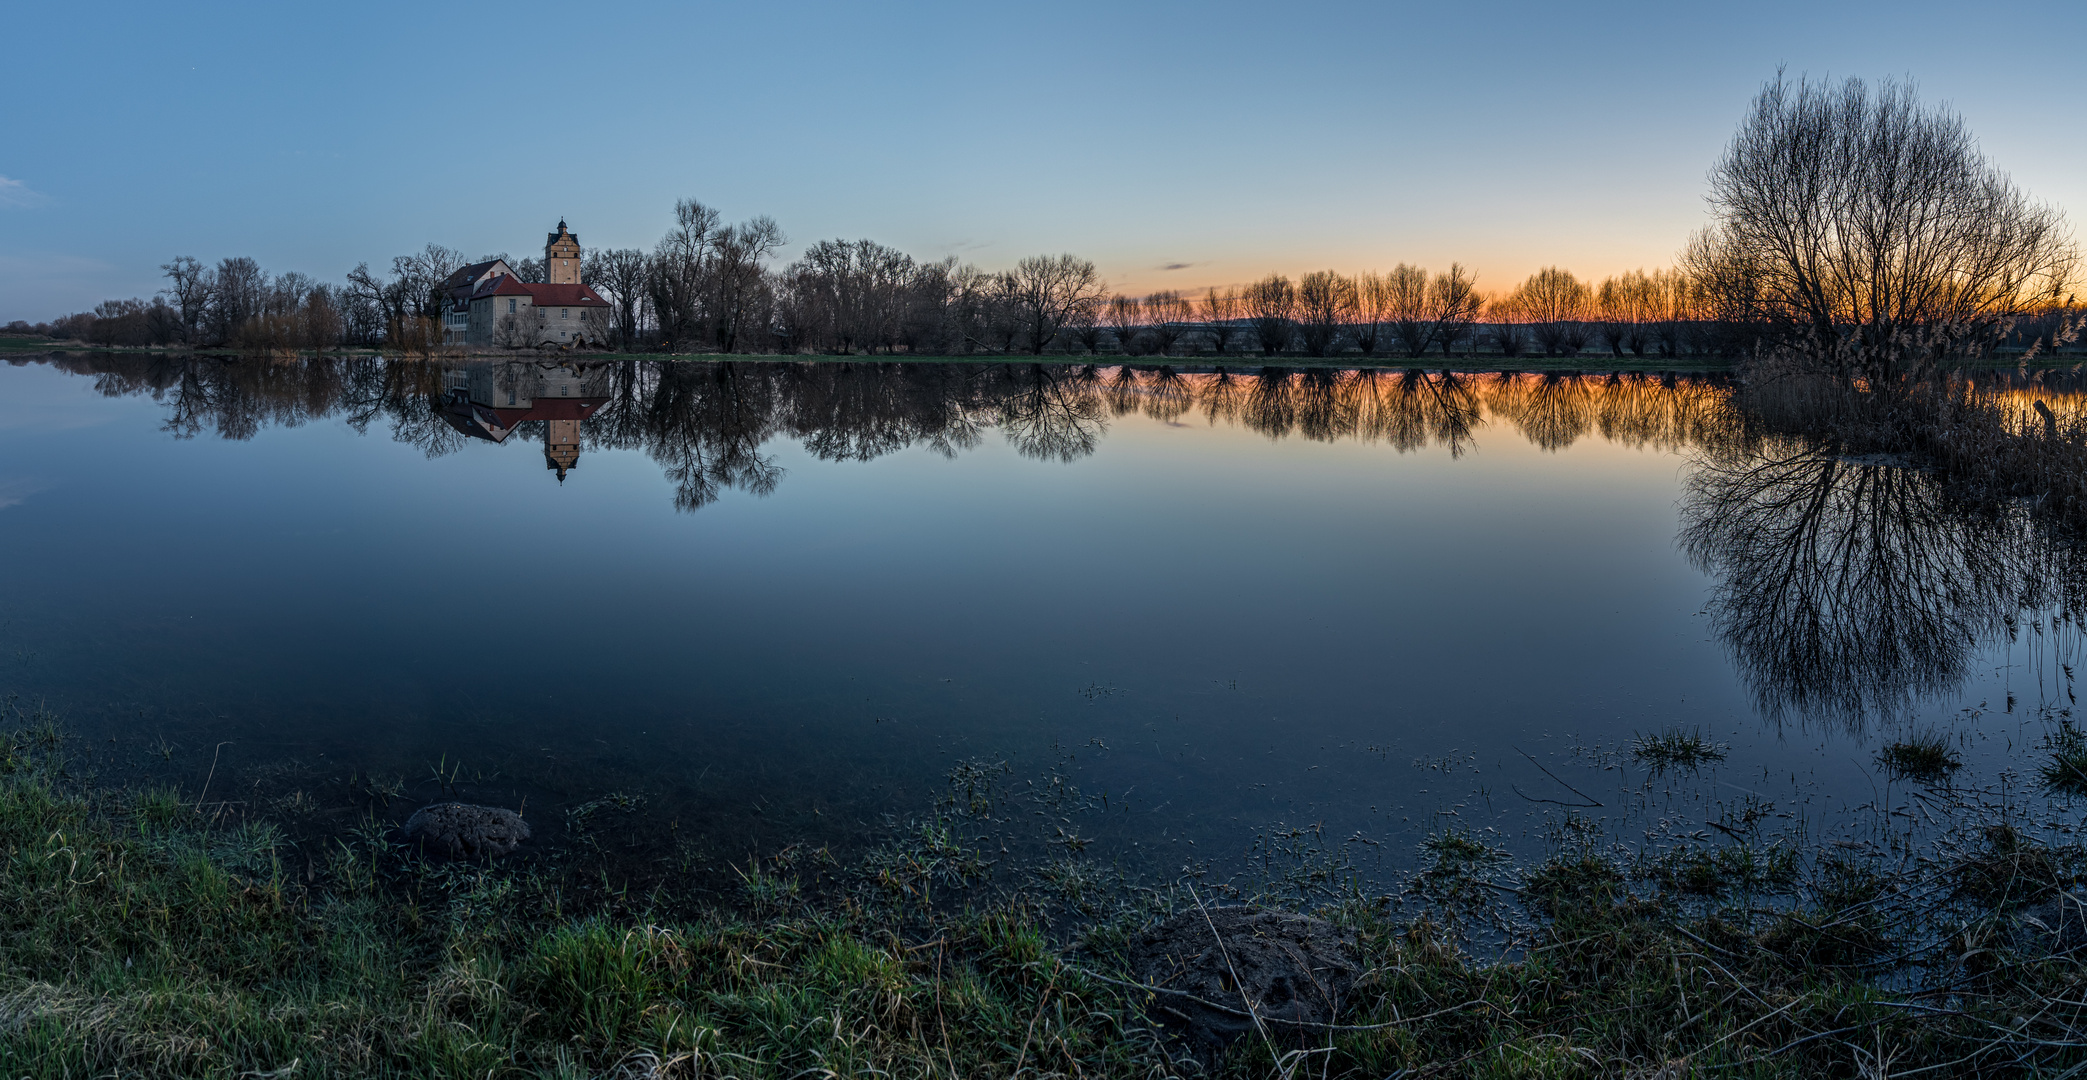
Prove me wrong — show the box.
[441,362,611,481]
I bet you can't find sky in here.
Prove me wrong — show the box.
[3,0,2084,321]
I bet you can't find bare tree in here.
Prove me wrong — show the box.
[650,198,721,350]
[1488,292,1530,357]
[1385,263,1434,358]
[1005,254,1105,355]
[1296,271,1357,357]
[1352,271,1388,356]
[1596,270,1657,358]
[587,248,650,350]
[1430,264,1483,358]
[1106,294,1142,354]
[1200,287,1241,354]
[1242,274,1296,356]
[159,256,209,344]
[1144,290,1193,355]
[394,245,465,321]
[711,216,786,353]
[493,308,542,351]
[1685,73,2077,383]
[1514,267,1593,357]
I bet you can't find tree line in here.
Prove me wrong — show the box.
[7,127,2078,361]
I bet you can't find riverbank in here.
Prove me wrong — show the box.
[2,708,2084,1078]
[17,332,2087,373]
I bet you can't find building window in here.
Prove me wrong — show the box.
[561,309,568,319]
[507,298,516,314]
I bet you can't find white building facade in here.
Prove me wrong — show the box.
[443,222,611,349]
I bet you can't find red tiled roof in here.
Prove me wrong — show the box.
[466,278,609,305]
[522,283,608,306]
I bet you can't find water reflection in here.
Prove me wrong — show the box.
[20,351,2087,733]
[1680,437,2087,725]
[26,355,1746,500]
[441,362,610,480]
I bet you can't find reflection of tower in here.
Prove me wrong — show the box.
[544,418,581,481]
[440,361,609,483]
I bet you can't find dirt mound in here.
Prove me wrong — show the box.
[403,803,531,859]
[1124,905,1360,1068]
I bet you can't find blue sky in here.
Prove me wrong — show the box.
[4,0,2083,320]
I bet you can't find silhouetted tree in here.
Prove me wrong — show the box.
[1386,264,1434,357]
[1685,73,2077,383]
[1243,274,1295,356]
[1515,267,1593,357]
[1297,271,1356,357]
[1430,265,1484,358]
[1106,294,1142,355]
[1144,290,1192,355]
[1005,255,1104,355]
[1200,287,1241,354]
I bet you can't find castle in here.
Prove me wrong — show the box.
[441,221,612,349]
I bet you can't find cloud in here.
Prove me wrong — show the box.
[1157,262,1192,271]
[0,479,47,511]
[0,176,49,208]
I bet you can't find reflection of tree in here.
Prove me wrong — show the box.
[1294,369,1357,442]
[990,364,1106,463]
[1595,372,1741,451]
[1376,370,1482,457]
[1198,369,1246,426]
[1679,439,2078,725]
[1244,367,1297,437]
[641,362,785,511]
[341,358,467,458]
[1487,372,1592,452]
[781,363,988,462]
[25,354,1818,520]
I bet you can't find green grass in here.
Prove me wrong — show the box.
[2042,722,2087,796]
[1628,727,1730,774]
[1880,729,1964,782]
[0,720,2084,1077]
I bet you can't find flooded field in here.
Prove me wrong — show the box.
[0,354,2080,884]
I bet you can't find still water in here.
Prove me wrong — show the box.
[0,356,2079,878]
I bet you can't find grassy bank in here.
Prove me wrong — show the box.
[4,713,2087,1077]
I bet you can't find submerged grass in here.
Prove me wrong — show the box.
[3,715,2087,1077]
[2041,722,2087,796]
[1628,727,1729,774]
[1881,729,1964,782]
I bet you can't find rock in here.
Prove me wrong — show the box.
[1123,905,1360,1068]
[403,803,531,859]
[2017,890,2087,954]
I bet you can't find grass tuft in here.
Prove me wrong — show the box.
[1629,727,1730,773]
[2043,722,2087,795]
[1880,729,1963,782]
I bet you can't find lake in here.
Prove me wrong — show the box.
[0,355,2079,884]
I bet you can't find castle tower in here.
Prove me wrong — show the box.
[545,220,581,285]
